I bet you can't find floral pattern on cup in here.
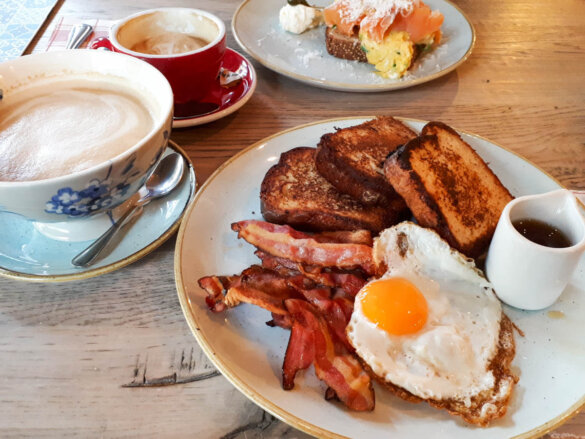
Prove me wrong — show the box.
[44,155,137,218]
[43,132,169,218]
[45,179,132,217]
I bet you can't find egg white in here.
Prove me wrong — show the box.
[347,222,503,403]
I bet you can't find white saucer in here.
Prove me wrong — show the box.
[0,141,196,282]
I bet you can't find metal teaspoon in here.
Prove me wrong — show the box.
[65,23,94,49]
[71,152,185,267]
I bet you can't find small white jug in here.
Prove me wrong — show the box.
[485,189,585,310]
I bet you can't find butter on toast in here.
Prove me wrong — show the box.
[316,116,417,210]
[260,147,402,232]
[383,122,513,258]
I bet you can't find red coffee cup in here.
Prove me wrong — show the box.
[91,8,226,106]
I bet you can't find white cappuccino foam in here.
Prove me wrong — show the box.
[0,76,154,182]
[130,32,209,55]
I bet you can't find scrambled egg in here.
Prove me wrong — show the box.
[359,31,414,79]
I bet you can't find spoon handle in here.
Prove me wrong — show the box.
[65,23,94,49]
[71,202,144,267]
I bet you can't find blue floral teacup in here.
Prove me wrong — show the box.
[0,50,173,224]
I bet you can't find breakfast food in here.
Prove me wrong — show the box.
[348,222,517,426]
[316,116,416,208]
[384,121,514,258]
[0,75,154,182]
[199,219,376,411]
[198,218,518,424]
[198,118,519,425]
[324,0,444,78]
[260,146,403,232]
[279,3,324,34]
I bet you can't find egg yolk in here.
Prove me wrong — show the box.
[360,278,428,335]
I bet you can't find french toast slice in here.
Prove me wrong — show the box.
[383,122,514,258]
[260,147,403,232]
[316,116,417,209]
[325,26,367,62]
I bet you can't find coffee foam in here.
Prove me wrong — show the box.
[116,10,220,56]
[0,75,154,182]
[130,32,209,55]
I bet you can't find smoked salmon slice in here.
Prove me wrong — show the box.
[324,0,443,44]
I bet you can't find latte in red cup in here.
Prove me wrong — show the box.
[92,8,226,106]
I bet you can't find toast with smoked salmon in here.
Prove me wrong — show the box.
[323,0,443,78]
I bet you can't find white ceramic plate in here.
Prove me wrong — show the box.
[175,118,585,438]
[232,0,475,92]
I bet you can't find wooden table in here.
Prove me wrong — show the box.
[2,0,584,437]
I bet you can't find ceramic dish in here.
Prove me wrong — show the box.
[232,0,474,92]
[0,141,195,282]
[175,117,585,438]
[172,48,257,128]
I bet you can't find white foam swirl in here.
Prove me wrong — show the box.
[0,79,153,182]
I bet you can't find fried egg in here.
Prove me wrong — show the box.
[347,222,503,403]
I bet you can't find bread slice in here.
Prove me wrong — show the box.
[383,122,514,258]
[260,147,402,232]
[325,26,367,62]
[316,116,417,210]
[325,26,423,66]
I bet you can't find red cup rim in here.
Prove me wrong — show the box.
[109,7,226,59]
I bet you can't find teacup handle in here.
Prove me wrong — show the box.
[89,37,113,51]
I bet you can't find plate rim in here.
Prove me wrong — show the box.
[0,140,196,283]
[172,48,257,128]
[231,0,476,92]
[174,116,583,439]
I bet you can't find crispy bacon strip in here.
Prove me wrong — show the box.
[199,275,237,312]
[286,275,331,301]
[283,299,374,411]
[282,308,315,390]
[199,266,305,314]
[232,220,376,275]
[255,250,299,272]
[256,250,368,297]
[312,229,373,246]
[312,297,355,352]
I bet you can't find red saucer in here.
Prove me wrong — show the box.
[172,48,256,128]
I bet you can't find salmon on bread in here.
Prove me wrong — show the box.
[323,0,443,78]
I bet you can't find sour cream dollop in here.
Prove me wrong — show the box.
[279,4,324,34]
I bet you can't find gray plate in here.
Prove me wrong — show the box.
[232,0,475,91]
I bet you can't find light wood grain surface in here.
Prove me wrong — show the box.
[2,0,584,437]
